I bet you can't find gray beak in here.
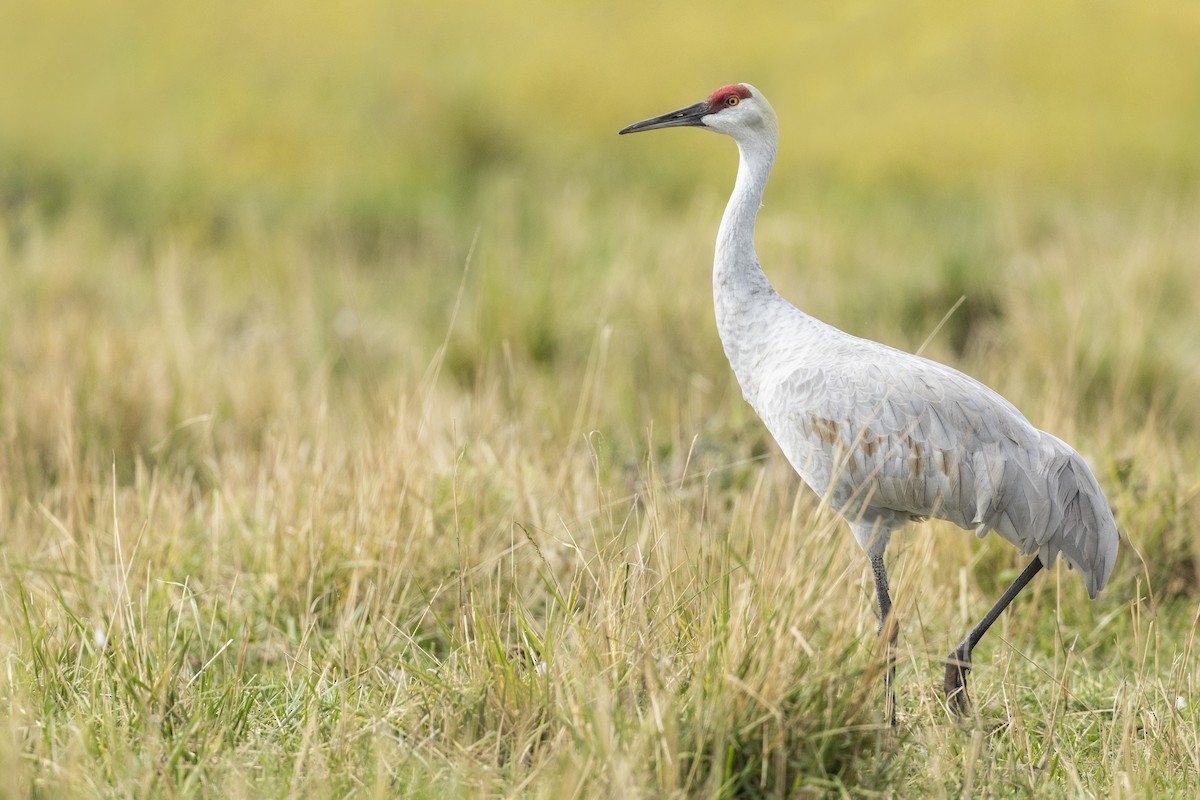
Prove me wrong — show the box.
[618,101,710,134]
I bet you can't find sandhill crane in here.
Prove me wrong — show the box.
[620,83,1118,720]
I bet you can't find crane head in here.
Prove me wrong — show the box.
[619,83,768,137]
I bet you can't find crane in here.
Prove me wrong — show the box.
[619,83,1118,720]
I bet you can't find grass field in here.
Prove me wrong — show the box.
[2,1,1199,796]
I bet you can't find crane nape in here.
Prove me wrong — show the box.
[619,83,1118,722]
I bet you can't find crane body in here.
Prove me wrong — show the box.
[620,83,1118,719]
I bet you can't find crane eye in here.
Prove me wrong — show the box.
[726,96,739,106]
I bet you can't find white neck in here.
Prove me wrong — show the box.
[716,136,774,278]
[713,131,794,399]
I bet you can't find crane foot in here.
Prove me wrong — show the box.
[943,643,972,717]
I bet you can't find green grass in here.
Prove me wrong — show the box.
[2,1,1200,797]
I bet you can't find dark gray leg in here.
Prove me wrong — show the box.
[870,552,898,726]
[944,556,1044,716]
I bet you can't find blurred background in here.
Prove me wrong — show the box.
[4,0,1200,232]
[3,0,1199,539]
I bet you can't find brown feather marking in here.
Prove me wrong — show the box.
[811,417,841,445]
[901,432,925,478]
[937,448,956,479]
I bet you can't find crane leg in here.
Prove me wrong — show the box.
[944,556,1044,716]
[870,552,898,726]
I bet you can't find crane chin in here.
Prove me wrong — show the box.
[619,102,710,134]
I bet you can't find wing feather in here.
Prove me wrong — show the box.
[753,332,1118,596]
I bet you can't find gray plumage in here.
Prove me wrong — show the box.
[621,82,1118,717]
[747,318,1117,598]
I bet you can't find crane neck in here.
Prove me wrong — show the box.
[713,128,812,405]
[716,136,776,277]
[714,137,778,312]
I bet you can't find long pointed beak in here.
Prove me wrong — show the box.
[618,101,710,134]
